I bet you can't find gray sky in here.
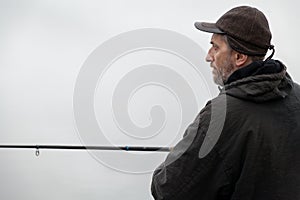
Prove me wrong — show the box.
[0,0,299,199]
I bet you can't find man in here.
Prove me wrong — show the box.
[151,6,300,200]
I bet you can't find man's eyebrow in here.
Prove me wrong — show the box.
[210,41,218,47]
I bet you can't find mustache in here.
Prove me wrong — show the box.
[210,64,216,69]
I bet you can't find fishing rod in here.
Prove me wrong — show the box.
[0,144,171,156]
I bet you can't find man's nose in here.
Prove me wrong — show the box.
[205,47,214,62]
[205,51,213,62]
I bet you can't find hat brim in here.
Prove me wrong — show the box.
[194,22,225,34]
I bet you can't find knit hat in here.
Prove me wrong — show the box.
[194,6,274,57]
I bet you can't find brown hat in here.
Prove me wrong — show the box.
[194,6,274,56]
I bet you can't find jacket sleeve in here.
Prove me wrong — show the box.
[151,100,231,200]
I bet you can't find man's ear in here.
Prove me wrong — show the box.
[234,52,250,67]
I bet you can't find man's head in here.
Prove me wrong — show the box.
[194,6,274,85]
[205,34,239,85]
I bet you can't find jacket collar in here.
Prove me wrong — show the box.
[219,60,293,103]
[225,59,283,85]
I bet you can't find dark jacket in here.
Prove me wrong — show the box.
[151,59,300,200]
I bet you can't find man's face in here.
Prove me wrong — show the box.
[205,34,236,85]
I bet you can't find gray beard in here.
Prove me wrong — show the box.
[212,62,235,86]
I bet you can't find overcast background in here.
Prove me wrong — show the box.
[0,0,299,199]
